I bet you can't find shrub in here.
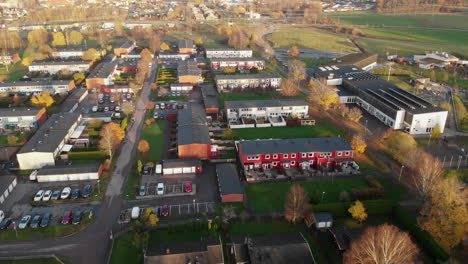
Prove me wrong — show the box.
[68,151,109,160]
[351,188,385,200]
[311,200,395,217]
[88,131,100,137]
[339,191,351,202]
[309,190,321,204]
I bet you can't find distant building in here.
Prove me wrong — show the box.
[162,158,202,175]
[200,85,219,116]
[0,80,75,94]
[205,48,253,59]
[28,60,92,73]
[16,113,82,170]
[51,48,105,59]
[85,61,118,88]
[0,53,20,65]
[414,51,459,69]
[34,164,102,182]
[114,40,136,57]
[210,57,265,71]
[157,53,191,62]
[215,73,281,92]
[177,39,195,54]
[324,53,378,71]
[0,107,47,132]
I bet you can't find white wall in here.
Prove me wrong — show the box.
[409,111,448,134]
[17,152,55,170]
[37,172,98,182]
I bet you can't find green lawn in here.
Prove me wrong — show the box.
[453,95,468,132]
[124,169,138,200]
[148,228,218,245]
[362,28,468,46]
[266,26,359,53]
[139,121,167,162]
[0,132,30,145]
[0,62,28,81]
[234,123,344,140]
[110,232,143,264]
[164,30,228,49]
[218,92,283,109]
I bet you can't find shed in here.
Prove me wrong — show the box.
[216,163,244,202]
[36,163,102,182]
[0,175,17,204]
[313,212,333,229]
[162,158,202,175]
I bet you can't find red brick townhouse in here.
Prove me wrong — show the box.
[237,137,355,171]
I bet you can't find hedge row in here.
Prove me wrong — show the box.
[392,206,449,261]
[88,131,100,137]
[370,68,412,76]
[72,146,99,152]
[68,151,109,160]
[311,199,396,217]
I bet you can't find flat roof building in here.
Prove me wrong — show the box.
[0,107,47,131]
[216,163,244,203]
[0,80,75,94]
[177,103,213,159]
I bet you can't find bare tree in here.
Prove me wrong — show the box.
[284,184,309,223]
[288,59,306,85]
[346,107,363,122]
[412,151,444,201]
[279,78,300,97]
[307,79,338,110]
[344,224,419,264]
[121,101,135,116]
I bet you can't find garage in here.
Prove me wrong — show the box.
[35,164,102,182]
[0,175,17,205]
[162,158,202,175]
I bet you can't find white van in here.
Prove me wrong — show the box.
[92,105,98,112]
[29,170,38,181]
[155,164,162,175]
[131,207,141,219]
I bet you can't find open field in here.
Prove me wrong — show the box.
[110,232,143,264]
[233,123,344,140]
[138,121,167,162]
[164,30,228,49]
[266,26,359,53]
[361,28,468,46]
[324,13,468,29]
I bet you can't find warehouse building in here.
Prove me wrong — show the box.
[34,163,102,182]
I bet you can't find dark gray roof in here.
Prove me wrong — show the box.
[0,175,16,194]
[200,85,217,97]
[119,40,135,49]
[30,60,91,66]
[0,80,71,88]
[177,60,201,76]
[178,103,207,126]
[210,57,265,63]
[177,39,194,49]
[0,107,43,117]
[225,99,307,109]
[87,61,117,78]
[163,158,201,168]
[216,163,243,196]
[239,137,352,156]
[59,101,78,113]
[215,73,280,80]
[248,233,313,264]
[201,85,219,109]
[177,103,211,145]
[67,88,87,101]
[37,163,100,176]
[314,212,333,223]
[18,113,81,154]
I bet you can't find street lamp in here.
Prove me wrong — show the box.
[97,180,101,194]
[321,192,325,203]
[365,120,368,132]
[193,199,196,213]
[399,165,405,181]
[12,221,18,238]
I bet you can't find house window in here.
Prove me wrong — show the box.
[273,154,278,159]
[320,153,324,157]
[345,151,350,156]
[291,161,296,166]
[337,152,342,157]
[257,107,265,111]
[283,154,288,159]
[272,162,277,166]
[265,154,270,159]
[291,153,296,158]
[302,153,307,158]
[308,153,314,157]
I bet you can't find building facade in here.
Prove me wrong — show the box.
[215,74,281,92]
[225,99,308,121]
[177,39,195,54]
[0,107,47,132]
[114,40,136,57]
[0,53,20,65]
[177,60,202,85]
[210,57,265,70]
[237,137,355,171]
[28,60,92,73]
[205,48,253,59]
[0,80,75,94]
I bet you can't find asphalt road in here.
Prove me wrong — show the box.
[0,58,158,264]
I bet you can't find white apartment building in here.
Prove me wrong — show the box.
[29,60,92,73]
[205,48,253,59]
[225,99,309,121]
[0,80,75,94]
[215,74,282,92]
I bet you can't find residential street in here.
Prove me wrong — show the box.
[0,58,158,264]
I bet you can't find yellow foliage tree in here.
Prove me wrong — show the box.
[99,123,125,160]
[384,131,417,166]
[52,32,66,47]
[430,125,441,139]
[307,79,338,110]
[160,42,170,51]
[350,135,367,154]
[30,91,54,107]
[7,135,19,145]
[138,140,150,153]
[348,200,367,223]
[418,177,468,251]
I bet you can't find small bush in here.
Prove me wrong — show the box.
[68,151,109,160]
[339,191,351,202]
[351,188,385,200]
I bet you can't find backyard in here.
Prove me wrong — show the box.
[138,121,167,162]
[233,123,344,140]
[218,91,300,109]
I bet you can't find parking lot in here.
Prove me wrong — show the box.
[152,100,188,120]
[137,202,216,217]
[137,182,196,199]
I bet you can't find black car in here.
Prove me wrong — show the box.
[70,188,81,199]
[0,218,12,230]
[40,213,51,228]
[30,215,42,228]
[82,184,93,198]
[142,166,152,175]
[51,190,61,200]
[72,211,82,225]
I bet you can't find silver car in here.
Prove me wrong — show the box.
[18,215,31,229]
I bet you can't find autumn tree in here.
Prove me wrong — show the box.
[68,31,83,45]
[140,208,159,230]
[114,23,125,36]
[284,184,309,223]
[52,32,66,47]
[146,102,155,110]
[12,95,21,105]
[351,135,367,154]
[344,224,419,264]
[430,125,441,139]
[138,140,150,153]
[7,135,19,145]
[149,35,161,53]
[289,45,300,57]
[418,176,468,251]
[348,200,367,223]
[384,131,417,165]
[121,101,135,116]
[223,67,236,74]
[140,48,153,62]
[73,73,85,83]
[288,59,306,84]
[99,122,125,160]
[221,129,236,140]
[160,42,170,51]
[279,78,300,97]
[31,91,54,107]
[88,119,103,127]
[82,48,99,61]
[27,29,48,45]
[412,151,444,200]
[346,107,363,122]
[307,79,338,110]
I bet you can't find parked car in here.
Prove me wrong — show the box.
[110,97,115,103]
[0,218,12,230]
[142,166,152,175]
[126,93,132,99]
[115,106,120,111]
[155,164,162,175]
[72,211,82,225]
[40,213,51,228]
[184,182,193,193]
[160,205,169,217]
[51,190,61,200]
[153,112,159,119]
[109,106,115,112]
[61,211,72,225]
[60,187,71,199]
[82,185,93,198]
[104,106,109,112]
[155,104,160,110]
[165,104,172,110]
[42,190,52,201]
[160,103,165,109]
[71,189,81,199]
[172,104,177,110]
[131,207,140,219]
[157,183,164,195]
[92,106,98,112]
[0,210,4,223]
[139,185,146,196]
[98,99,104,104]
[30,215,42,228]
[98,107,104,112]
[177,104,184,110]
[18,215,31,229]
[33,190,45,201]
[154,207,161,216]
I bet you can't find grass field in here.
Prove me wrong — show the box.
[266,26,359,53]
[110,232,143,264]
[164,30,228,49]
[218,92,283,108]
[324,13,468,29]
[362,28,468,46]
[138,121,167,162]
[233,123,344,140]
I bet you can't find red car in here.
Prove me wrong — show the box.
[184,182,193,193]
[61,211,72,225]
[161,205,169,217]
